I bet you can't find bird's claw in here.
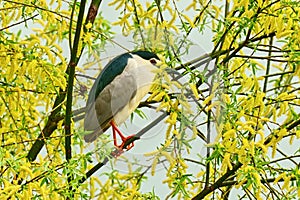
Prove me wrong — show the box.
[111,135,135,157]
[111,148,124,158]
[119,134,135,150]
[111,143,134,158]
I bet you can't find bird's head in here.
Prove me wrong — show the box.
[131,50,160,66]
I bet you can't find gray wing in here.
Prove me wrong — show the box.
[84,72,137,142]
[83,125,109,143]
[108,72,137,122]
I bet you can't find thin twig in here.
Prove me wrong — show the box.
[0,14,39,31]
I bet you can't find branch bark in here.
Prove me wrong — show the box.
[27,0,103,162]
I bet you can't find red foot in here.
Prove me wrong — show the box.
[110,121,135,151]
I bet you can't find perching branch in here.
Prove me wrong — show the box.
[79,112,168,184]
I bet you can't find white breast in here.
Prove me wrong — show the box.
[112,55,157,125]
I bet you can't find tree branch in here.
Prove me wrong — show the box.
[192,111,300,199]
[65,1,87,195]
[192,163,242,200]
[27,0,103,162]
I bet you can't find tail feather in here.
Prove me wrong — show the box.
[84,125,110,143]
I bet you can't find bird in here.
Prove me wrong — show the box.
[84,50,160,152]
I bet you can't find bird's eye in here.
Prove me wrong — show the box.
[150,59,157,65]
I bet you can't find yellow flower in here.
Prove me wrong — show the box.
[85,22,92,29]
[165,111,178,125]
[221,153,233,171]
[189,83,199,99]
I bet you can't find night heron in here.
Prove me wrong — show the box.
[84,50,160,151]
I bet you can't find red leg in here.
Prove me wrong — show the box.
[110,121,135,150]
